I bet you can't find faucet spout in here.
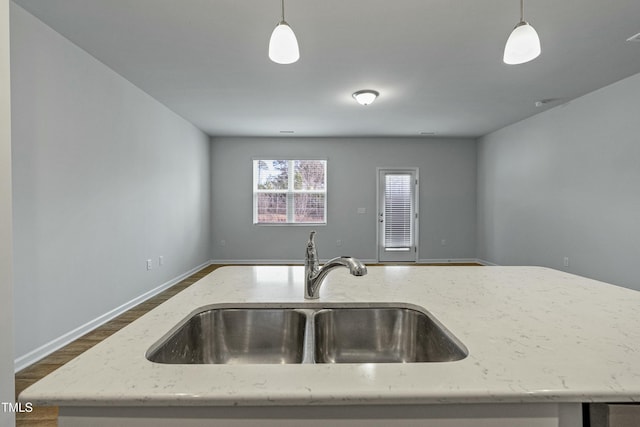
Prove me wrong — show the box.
[304,232,367,299]
[323,256,368,277]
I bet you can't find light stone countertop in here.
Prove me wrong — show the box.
[19,266,640,406]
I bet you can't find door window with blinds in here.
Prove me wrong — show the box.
[384,174,414,249]
[378,169,418,262]
[253,159,327,224]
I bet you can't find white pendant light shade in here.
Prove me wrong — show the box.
[269,22,300,64]
[352,90,379,106]
[269,0,299,64]
[503,22,541,64]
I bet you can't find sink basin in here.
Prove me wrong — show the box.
[146,308,306,364]
[147,303,467,365]
[314,307,467,363]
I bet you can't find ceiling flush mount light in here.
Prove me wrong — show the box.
[352,90,379,106]
[503,0,541,65]
[268,0,300,64]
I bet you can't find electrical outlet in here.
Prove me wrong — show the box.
[159,256,164,266]
[563,257,570,267]
[336,239,343,247]
[220,240,226,247]
[146,259,153,271]
[357,207,366,214]
[441,239,447,246]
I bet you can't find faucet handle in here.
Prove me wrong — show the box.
[306,231,318,266]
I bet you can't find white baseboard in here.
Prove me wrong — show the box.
[211,259,303,265]
[475,259,499,266]
[210,259,379,265]
[211,259,487,265]
[14,260,212,373]
[417,258,483,264]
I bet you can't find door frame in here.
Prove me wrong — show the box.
[376,167,419,263]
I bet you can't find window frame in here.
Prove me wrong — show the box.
[252,159,328,226]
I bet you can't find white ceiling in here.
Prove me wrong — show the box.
[12,0,640,138]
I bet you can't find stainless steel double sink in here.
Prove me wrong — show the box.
[146,303,468,365]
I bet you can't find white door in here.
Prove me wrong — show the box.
[377,169,418,262]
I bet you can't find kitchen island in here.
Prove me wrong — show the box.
[20,266,640,426]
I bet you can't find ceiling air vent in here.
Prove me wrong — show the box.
[626,33,640,42]
[534,98,562,107]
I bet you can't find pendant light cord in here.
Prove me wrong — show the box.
[281,0,285,22]
[520,0,524,22]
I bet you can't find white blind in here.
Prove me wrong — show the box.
[384,174,413,249]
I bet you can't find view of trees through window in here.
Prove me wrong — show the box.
[253,160,326,224]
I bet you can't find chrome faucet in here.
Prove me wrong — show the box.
[304,231,367,299]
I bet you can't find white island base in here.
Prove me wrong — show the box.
[59,403,582,427]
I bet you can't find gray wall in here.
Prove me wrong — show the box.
[477,72,640,291]
[1,0,15,425]
[211,137,477,263]
[11,4,211,363]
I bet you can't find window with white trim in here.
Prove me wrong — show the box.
[253,159,327,224]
